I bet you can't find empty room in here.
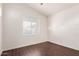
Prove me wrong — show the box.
[0,3,79,56]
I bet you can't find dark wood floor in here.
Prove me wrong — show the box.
[1,41,79,56]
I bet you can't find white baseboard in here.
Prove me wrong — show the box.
[49,40,79,51]
[3,40,48,51]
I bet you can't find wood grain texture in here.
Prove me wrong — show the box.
[1,41,79,56]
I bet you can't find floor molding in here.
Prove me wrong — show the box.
[48,41,79,52]
[1,41,79,56]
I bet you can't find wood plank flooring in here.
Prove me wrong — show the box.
[1,41,79,56]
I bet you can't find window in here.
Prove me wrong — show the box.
[23,17,40,36]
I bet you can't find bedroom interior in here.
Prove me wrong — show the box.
[0,3,79,56]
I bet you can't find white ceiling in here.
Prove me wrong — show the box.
[27,3,79,16]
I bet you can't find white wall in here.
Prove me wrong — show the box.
[0,16,2,55]
[2,3,48,51]
[0,4,2,55]
[48,5,79,50]
[3,3,79,51]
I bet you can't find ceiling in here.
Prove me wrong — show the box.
[27,3,79,16]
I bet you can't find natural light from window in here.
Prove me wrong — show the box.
[23,17,40,36]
